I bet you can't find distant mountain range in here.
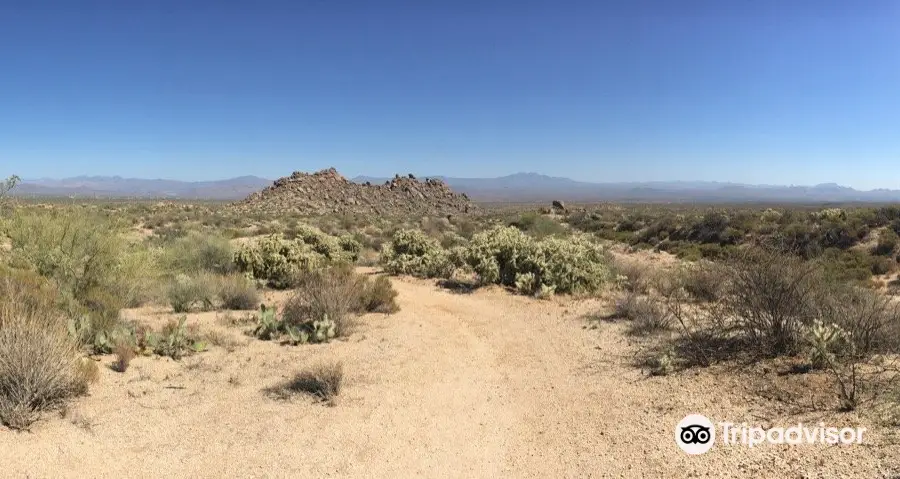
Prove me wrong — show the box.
[10,172,900,203]
[13,175,271,200]
[353,173,900,203]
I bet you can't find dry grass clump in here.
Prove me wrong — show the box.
[613,293,672,335]
[0,278,90,429]
[611,257,653,294]
[266,361,344,405]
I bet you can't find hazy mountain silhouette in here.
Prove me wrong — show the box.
[14,175,271,200]
[352,173,900,203]
[10,172,900,203]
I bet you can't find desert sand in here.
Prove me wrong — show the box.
[1,271,897,478]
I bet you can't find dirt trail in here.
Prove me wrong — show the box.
[1,275,896,478]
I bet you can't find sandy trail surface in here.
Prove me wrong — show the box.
[1,273,898,478]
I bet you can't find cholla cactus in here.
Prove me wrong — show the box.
[514,272,537,295]
[291,224,359,262]
[536,283,556,299]
[807,320,851,369]
[814,208,847,221]
[535,236,611,294]
[650,350,674,376]
[760,208,783,222]
[380,229,452,278]
[234,234,327,288]
[464,226,539,286]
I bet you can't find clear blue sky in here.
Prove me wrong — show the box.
[1,1,898,188]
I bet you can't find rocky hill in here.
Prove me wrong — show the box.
[234,168,476,216]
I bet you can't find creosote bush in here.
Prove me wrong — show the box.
[160,231,234,275]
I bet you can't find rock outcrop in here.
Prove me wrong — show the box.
[234,168,475,216]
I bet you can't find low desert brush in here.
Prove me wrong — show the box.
[268,361,344,405]
[217,274,260,310]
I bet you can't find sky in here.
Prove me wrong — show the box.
[1,1,899,188]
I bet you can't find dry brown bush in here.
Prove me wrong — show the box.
[266,361,344,405]
[283,265,400,337]
[0,276,90,429]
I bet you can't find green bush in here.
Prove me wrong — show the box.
[160,231,234,275]
[507,212,569,239]
[3,210,157,346]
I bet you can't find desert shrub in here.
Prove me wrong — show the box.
[611,258,652,294]
[160,231,234,275]
[267,361,344,404]
[0,285,89,429]
[167,273,217,313]
[773,222,821,259]
[721,247,824,356]
[508,212,569,239]
[680,262,725,302]
[872,229,899,256]
[871,256,895,276]
[380,229,452,278]
[3,210,156,347]
[818,249,877,282]
[279,266,400,343]
[614,293,671,335]
[819,220,866,250]
[282,265,362,340]
[817,285,900,356]
[217,274,260,310]
[359,276,400,314]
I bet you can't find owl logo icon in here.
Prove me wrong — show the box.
[675,414,715,454]
[680,424,711,444]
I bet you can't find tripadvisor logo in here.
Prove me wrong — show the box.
[675,414,715,455]
[675,414,866,455]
